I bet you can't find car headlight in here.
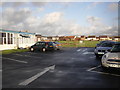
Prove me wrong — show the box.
[94,49,97,52]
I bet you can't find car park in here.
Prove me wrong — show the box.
[94,41,117,57]
[53,42,62,50]
[30,41,56,52]
[101,43,120,69]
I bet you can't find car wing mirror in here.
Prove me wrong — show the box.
[97,44,100,46]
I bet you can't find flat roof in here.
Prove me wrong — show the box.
[0,29,35,35]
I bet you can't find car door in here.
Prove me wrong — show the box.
[33,42,41,50]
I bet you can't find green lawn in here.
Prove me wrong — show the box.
[58,41,100,47]
[0,49,29,55]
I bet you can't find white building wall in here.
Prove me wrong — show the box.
[0,31,36,50]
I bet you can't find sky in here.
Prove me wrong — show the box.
[0,2,119,36]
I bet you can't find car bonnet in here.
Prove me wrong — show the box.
[107,52,120,60]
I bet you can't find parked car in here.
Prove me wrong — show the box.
[101,43,120,69]
[94,41,117,57]
[53,42,62,50]
[30,41,56,52]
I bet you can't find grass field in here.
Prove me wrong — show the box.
[58,41,100,47]
[0,49,29,55]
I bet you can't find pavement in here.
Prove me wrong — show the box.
[2,47,120,88]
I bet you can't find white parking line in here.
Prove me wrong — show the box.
[87,65,101,71]
[14,54,41,59]
[77,49,81,52]
[19,65,55,86]
[82,48,87,52]
[2,57,28,64]
[83,52,94,55]
[89,70,120,77]
[87,65,120,77]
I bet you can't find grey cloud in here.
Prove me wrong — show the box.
[31,2,47,7]
[1,7,118,36]
[1,2,47,8]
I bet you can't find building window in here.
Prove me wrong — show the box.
[0,33,6,44]
[8,33,13,44]
[0,32,13,44]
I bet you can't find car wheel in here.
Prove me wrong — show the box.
[42,48,46,52]
[30,48,34,52]
[101,65,109,71]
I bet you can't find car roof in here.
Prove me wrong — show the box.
[115,42,120,45]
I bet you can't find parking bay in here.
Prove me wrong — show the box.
[2,47,120,88]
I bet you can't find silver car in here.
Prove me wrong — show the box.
[101,43,120,68]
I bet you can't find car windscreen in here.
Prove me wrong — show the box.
[111,45,120,52]
[100,42,114,47]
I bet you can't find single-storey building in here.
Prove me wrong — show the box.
[113,36,120,41]
[81,36,86,40]
[99,36,109,41]
[87,36,97,41]
[0,29,36,50]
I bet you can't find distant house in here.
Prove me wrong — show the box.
[113,36,120,41]
[52,36,59,41]
[96,37,100,41]
[87,36,97,41]
[36,34,42,41]
[63,36,75,41]
[109,37,113,40]
[59,36,66,41]
[41,36,48,41]
[99,36,110,41]
[81,36,86,40]
[75,37,81,41]
[47,36,52,41]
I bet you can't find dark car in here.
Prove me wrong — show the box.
[30,41,56,52]
[94,41,117,57]
[53,42,62,50]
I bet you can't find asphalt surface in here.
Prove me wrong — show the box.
[2,47,120,88]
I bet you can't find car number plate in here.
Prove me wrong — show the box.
[98,52,104,54]
[109,64,120,68]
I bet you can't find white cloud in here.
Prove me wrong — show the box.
[87,2,102,9]
[1,6,118,36]
[43,12,63,24]
[108,3,118,12]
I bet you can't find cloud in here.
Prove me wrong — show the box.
[31,2,47,7]
[87,16,101,25]
[1,2,47,7]
[87,2,102,9]
[108,3,118,12]
[86,16,118,36]
[1,6,118,36]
